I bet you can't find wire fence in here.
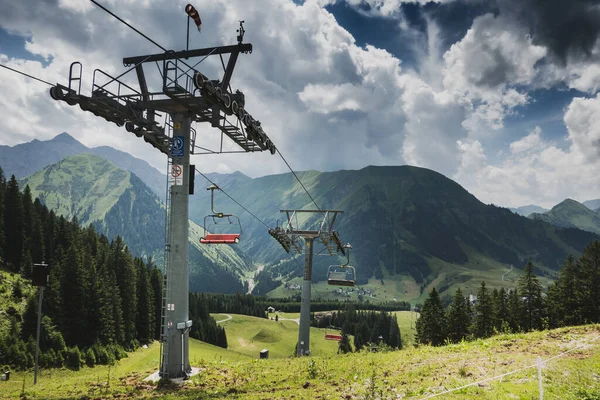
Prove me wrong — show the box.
[419,333,600,399]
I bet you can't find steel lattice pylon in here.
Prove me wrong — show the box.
[49,11,277,379]
[270,210,347,356]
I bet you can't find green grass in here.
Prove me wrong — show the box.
[214,314,340,358]
[0,339,251,399]
[3,324,600,399]
[265,309,417,347]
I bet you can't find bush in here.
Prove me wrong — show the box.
[84,348,96,367]
[92,345,114,365]
[64,346,82,370]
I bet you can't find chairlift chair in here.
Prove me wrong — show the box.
[324,326,342,341]
[327,243,355,287]
[199,184,242,244]
[327,265,356,287]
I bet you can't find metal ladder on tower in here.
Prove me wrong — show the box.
[159,118,174,378]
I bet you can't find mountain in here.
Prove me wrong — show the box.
[509,205,549,217]
[528,199,600,236]
[189,165,599,296]
[18,154,254,293]
[0,132,165,199]
[583,199,600,210]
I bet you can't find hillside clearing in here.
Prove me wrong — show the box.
[2,325,598,399]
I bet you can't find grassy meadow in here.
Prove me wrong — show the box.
[2,324,599,399]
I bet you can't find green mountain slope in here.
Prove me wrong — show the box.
[190,166,598,297]
[529,198,600,235]
[0,132,166,199]
[18,154,253,293]
[22,154,133,226]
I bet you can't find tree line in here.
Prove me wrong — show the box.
[311,303,402,353]
[416,240,600,347]
[191,292,411,318]
[0,169,225,370]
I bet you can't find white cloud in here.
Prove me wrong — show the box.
[442,13,546,134]
[509,126,544,154]
[564,93,600,162]
[1,0,599,210]
[455,95,600,208]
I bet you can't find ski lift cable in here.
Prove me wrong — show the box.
[0,64,54,86]
[276,149,325,217]
[90,0,203,76]
[193,166,271,229]
[90,0,168,53]
[91,0,327,221]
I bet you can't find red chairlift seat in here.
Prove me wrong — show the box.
[200,184,242,245]
[200,233,240,244]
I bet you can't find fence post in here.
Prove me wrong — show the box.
[537,356,543,400]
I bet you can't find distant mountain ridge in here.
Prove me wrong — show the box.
[0,132,166,199]
[509,205,549,217]
[529,198,600,236]
[189,165,599,297]
[3,134,600,298]
[583,199,600,210]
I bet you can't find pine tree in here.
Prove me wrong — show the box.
[110,237,137,348]
[353,332,364,352]
[22,185,33,239]
[546,255,582,328]
[0,167,5,258]
[445,287,471,343]
[506,289,521,332]
[388,315,402,349]
[578,241,600,324]
[416,287,446,346]
[4,175,24,271]
[135,259,153,344]
[338,332,352,354]
[60,245,88,346]
[492,287,510,333]
[30,214,45,264]
[150,267,163,340]
[517,260,544,332]
[473,281,494,338]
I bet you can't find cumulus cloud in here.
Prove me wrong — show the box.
[322,0,457,17]
[441,13,545,134]
[564,93,600,162]
[509,127,544,155]
[1,0,599,209]
[455,95,600,208]
[495,0,600,66]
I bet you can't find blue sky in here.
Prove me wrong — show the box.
[0,0,599,208]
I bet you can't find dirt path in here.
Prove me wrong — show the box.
[247,265,265,294]
[277,317,300,325]
[502,265,514,281]
[215,314,233,323]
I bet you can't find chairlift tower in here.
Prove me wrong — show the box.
[270,210,346,356]
[48,4,277,379]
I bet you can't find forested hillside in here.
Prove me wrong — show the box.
[414,240,600,347]
[0,168,226,370]
[190,166,600,295]
[19,155,254,294]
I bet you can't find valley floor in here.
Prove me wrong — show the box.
[2,324,599,399]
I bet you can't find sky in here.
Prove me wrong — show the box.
[0,0,600,209]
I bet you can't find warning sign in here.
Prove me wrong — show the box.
[171,164,183,186]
